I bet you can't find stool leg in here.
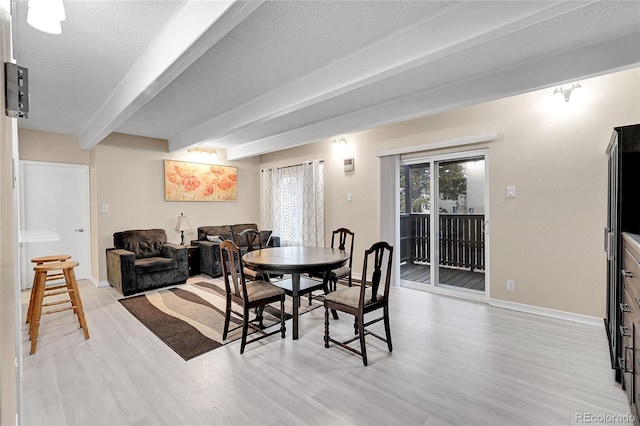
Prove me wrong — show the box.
[25,277,38,324]
[64,267,90,340]
[29,271,46,354]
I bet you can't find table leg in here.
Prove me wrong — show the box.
[292,273,300,340]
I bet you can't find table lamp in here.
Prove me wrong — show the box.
[175,212,191,245]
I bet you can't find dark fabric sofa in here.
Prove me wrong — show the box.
[191,223,280,278]
[106,229,188,296]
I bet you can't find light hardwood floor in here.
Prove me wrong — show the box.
[21,276,633,426]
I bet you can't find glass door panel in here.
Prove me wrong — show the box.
[436,158,485,292]
[400,164,431,285]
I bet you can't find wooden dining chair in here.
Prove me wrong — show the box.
[308,228,355,303]
[238,228,266,281]
[219,240,286,354]
[323,241,393,366]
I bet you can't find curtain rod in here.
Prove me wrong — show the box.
[261,160,324,172]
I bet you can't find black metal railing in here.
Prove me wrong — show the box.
[400,213,485,271]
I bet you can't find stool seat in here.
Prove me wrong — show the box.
[28,258,89,354]
[34,261,79,272]
[31,254,71,264]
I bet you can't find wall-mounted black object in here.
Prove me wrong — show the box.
[5,62,29,118]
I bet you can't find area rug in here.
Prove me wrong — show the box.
[118,280,324,360]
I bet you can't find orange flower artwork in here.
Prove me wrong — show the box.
[164,160,238,201]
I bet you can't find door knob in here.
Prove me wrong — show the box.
[74,228,84,232]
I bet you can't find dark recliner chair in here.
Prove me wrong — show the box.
[106,229,188,296]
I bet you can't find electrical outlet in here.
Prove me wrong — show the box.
[506,280,516,291]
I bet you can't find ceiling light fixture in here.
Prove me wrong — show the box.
[27,0,66,35]
[187,146,217,157]
[553,82,581,102]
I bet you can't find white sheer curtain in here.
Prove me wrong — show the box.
[262,160,324,247]
[380,154,400,287]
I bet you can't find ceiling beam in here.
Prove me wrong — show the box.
[78,0,262,150]
[226,33,640,160]
[168,0,589,153]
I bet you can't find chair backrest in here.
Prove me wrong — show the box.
[238,228,262,252]
[113,229,167,258]
[360,241,393,305]
[219,240,248,301]
[331,228,355,268]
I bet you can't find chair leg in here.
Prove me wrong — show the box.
[256,306,265,328]
[354,317,359,335]
[324,306,330,348]
[280,296,286,338]
[308,292,313,305]
[358,313,367,366]
[222,296,231,340]
[384,303,393,352]
[240,306,249,354]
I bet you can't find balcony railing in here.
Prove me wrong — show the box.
[400,213,485,272]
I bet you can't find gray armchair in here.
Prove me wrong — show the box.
[106,229,188,296]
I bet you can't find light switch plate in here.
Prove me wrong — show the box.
[506,186,516,198]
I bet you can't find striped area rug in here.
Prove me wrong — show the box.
[118,280,323,360]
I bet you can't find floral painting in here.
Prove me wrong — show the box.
[164,160,237,201]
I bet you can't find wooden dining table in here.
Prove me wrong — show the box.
[242,246,349,340]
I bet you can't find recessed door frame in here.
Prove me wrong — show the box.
[401,148,490,301]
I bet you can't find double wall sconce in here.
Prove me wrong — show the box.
[187,146,218,158]
[332,137,347,149]
[553,82,581,102]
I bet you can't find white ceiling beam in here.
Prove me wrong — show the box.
[78,0,262,149]
[169,0,590,152]
[226,33,640,160]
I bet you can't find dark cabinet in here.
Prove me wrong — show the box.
[605,124,640,389]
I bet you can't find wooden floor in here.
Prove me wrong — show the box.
[20,276,632,426]
[401,263,485,291]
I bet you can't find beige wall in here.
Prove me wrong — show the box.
[14,68,639,318]
[94,133,261,282]
[261,67,640,318]
[18,129,88,164]
[1,0,18,422]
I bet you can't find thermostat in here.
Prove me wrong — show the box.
[344,157,354,172]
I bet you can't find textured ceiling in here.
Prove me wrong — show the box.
[11,0,640,160]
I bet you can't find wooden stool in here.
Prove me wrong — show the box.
[26,254,72,325]
[29,261,90,354]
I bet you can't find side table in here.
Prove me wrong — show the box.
[186,245,200,276]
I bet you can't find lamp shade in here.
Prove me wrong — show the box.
[175,213,191,232]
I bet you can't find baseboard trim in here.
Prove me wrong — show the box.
[489,298,602,326]
[95,279,109,288]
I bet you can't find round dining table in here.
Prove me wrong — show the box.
[242,246,349,340]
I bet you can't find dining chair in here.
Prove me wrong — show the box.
[238,228,266,281]
[323,241,393,366]
[219,240,286,354]
[308,228,355,304]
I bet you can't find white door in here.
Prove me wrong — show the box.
[20,161,91,289]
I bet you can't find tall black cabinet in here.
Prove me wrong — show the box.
[605,123,640,382]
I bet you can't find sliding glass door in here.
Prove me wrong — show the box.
[400,151,487,294]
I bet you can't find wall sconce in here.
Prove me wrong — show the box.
[187,146,218,158]
[27,0,66,35]
[553,82,581,102]
[332,137,347,149]
[175,212,191,245]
